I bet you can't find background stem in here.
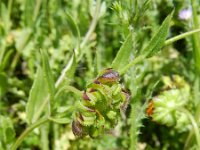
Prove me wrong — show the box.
[10,118,49,150]
[191,0,200,73]
[181,108,200,149]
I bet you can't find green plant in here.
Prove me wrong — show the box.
[1,0,200,149]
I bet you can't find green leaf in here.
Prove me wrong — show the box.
[40,49,55,101]
[49,117,71,124]
[0,72,8,97]
[56,53,76,87]
[24,0,35,27]
[111,34,133,72]
[66,13,80,40]
[26,66,48,124]
[0,3,11,33]
[0,115,15,143]
[141,11,173,57]
[65,54,76,79]
[15,28,32,51]
[0,49,14,71]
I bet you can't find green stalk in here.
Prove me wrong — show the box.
[10,118,49,150]
[181,108,200,149]
[164,28,200,46]
[191,0,200,73]
[120,55,145,75]
[129,101,140,150]
[184,0,200,148]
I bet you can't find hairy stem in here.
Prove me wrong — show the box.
[10,118,49,150]
[120,55,145,75]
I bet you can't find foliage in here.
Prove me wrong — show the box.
[1,0,200,150]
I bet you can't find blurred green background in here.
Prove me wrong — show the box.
[0,0,199,149]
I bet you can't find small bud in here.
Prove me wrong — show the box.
[95,68,120,84]
[72,68,130,137]
[107,111,117,120]
[72,120,84,137]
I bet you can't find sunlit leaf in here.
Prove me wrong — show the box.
[111,34,133,72]
[66,13,80,40]
[141,11,173,57]
[26,66,48,124]
[40,49,55,102]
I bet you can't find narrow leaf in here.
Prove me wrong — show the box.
[142,11,173,57]
[26,66,48,124]
[111,34,133,72]
[65,54,76,79]
[40,49,55,100]
[66,13,80,40]
[0,72,8,96]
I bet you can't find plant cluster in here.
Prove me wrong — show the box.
[1,0,200,150]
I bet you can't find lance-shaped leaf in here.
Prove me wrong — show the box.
[26,66,48,124]
[66,13,80,40]
[141,11,173,57]
[111,34,133,72]
[40,49,55,103]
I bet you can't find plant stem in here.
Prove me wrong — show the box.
[180,108,200,149]
[191,0,200,73]
[164,28,200,46]
[10,117,49,150]
[120,55,145,75]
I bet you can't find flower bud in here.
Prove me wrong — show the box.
[147,75,190,130]
[72,68,130,137]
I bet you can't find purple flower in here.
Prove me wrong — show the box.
[179,8,192,20]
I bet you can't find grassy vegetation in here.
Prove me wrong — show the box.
[1,0,200,149]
